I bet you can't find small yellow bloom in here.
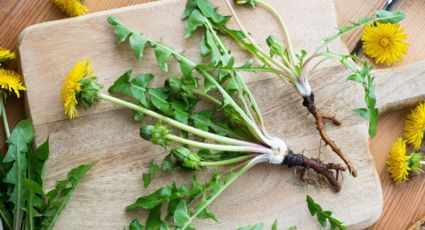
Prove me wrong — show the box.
[0,48,16,63]
[0,69,26,98]
[361,22,408,65]
[51,0,88,17]
[404,102,425,149]
[386,138,410,183]
[61,60,92,119]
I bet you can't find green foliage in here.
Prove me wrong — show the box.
[237,220,279,230]
[306,195,346,230]
[319,10,406,52]
[126,167,257,229]
[143,161,161,188]
[0,120,91,230]
[339,54,378,137]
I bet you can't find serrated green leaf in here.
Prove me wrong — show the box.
[134,112,144,121]
[174,200,190,227]
[148,88,173,116]
[196,0,230,25]
[40,164,92,230]
[171,100,189,124]
[130,73,154,107]
[181,0,197,19]
[107,16,132,43]
[127,186,173,210]
[375,10,405,23]
[108,70,132,96]
[146,204,162,230]
[184,9,207,38]
[129,219,144,230]
[130,33,148,61]
[0,201,12,230]
[353,108,369,120]
[346,73,363,83]
[271,220,278,230]
[197,207,219,222]
[153,45,172,72]
[143,161,160,188]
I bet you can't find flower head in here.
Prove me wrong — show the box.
[386,138,410,183]
[0,48,16,63]
[361,22,408,65]
[404,102,425,149]
[61,60,95,119]
[0,69,26,97]
[51,0,88,17]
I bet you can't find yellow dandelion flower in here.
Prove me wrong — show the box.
[386,138,410,183]
[51,0,88,17]
[361,22,408,65]
[404,102,425,149]
[61,60,92,119]
[0,48,16,63]
[0,69,26,98]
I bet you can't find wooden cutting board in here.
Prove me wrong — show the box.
[16,0,425,229]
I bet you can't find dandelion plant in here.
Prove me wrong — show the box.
[0,66,91,230]
[183,0,406,176]
[58,13,350,228]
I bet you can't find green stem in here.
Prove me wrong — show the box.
[204,20,273,139]
[223,0,297,78]
[0,98,10,138]
[200,155,252,166]
[97,93,263,148]
[166,134,272,154]
[182,161,251,230]
[256,0,297,66]
[191,88,222,106]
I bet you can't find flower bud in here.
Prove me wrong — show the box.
[235,0,257,7]
[266,35,285,58]
[140,124,170,147]
[409,152,423,173]
[78,77,103,109]
[172,146,202,170]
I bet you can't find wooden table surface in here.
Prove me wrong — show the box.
[1,0,424,229]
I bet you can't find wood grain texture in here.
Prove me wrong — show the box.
[0,0,424,229]
[333,1,425,229]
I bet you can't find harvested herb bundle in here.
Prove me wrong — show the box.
[58,14,350,228]
[182,0,405,176]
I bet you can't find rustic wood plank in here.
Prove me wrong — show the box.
[334,0,425,229]
[1,0,425,229]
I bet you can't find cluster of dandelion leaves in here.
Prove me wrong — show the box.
[0,120,92,230]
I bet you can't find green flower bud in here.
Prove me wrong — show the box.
[221,104,244,125]
[78,76,103,109]
[409,152,423,173]
[266,35,285,58]
[140,124,170,147]
[172,146,202,170]
[235,0,257,7]
[164,77,194,100]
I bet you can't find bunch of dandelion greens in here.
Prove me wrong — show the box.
[59,14,348,229]
[387,102,425,183]
[187,0,406,176]
[0,64,91,230]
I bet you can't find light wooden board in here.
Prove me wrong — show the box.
[16,0,422,229]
